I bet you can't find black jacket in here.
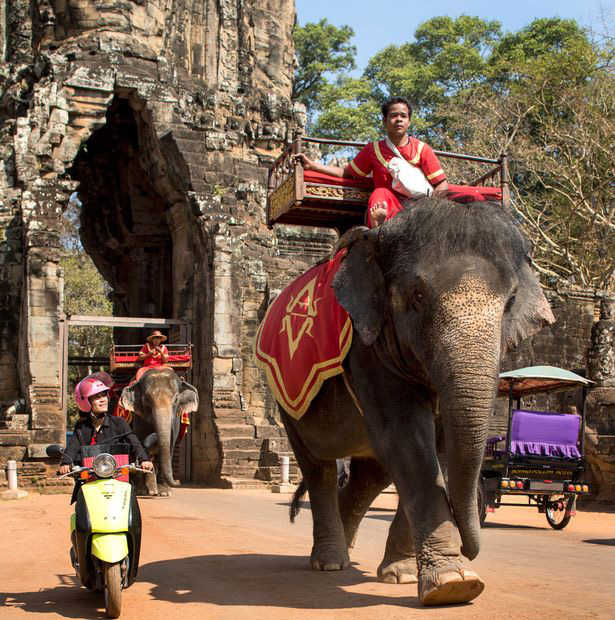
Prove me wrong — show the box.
[62,414,149,465]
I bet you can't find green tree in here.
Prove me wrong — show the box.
[365,16,501,119]
[436,22,614,288]
[60,198,114,424]
[292,19,356,119]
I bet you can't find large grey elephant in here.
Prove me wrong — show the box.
[279,198,554,606]
[119,368,199,496]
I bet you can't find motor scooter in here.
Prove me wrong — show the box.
[46,440,153,619]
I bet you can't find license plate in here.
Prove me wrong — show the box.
[528,480,564,491]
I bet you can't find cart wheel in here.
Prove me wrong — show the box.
[545,495,573,530]
[477,478,487,526]
[103,561,122,619]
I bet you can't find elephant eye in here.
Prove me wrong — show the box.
[504,293,517,313]
[410,288,425,311]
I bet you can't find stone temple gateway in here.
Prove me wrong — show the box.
[1,0,614,498]
[0,0,335,486]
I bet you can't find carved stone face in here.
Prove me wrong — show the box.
[600,298,615,320]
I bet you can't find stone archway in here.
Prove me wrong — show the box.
[70,93,179,321]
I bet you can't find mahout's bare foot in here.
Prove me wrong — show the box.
[369,201,388,227]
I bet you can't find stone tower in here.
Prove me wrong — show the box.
[0,0,333,485]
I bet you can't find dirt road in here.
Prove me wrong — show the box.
[1,488,613,619]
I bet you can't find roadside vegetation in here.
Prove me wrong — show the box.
[293,15,615,289]
[60,196,113,425]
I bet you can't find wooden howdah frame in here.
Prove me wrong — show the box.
[267,131,511,233]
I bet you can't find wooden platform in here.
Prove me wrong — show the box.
[267,133,510,233]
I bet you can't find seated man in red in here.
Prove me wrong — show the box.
[139,330,169,368]
[295,96,448,227]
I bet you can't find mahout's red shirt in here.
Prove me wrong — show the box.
[344,138,446,195]
[140,343,168,367]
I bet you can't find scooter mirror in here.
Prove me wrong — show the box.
[143,433,158,449]
[46,444,64,458]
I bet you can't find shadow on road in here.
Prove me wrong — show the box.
[481,521,543,531]
[0,574,105,618]
[583,538,615,546]
[137,553,434,610]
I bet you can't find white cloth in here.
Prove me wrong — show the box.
[385,137,433,198]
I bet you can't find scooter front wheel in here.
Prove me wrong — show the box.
[103,561,122,618]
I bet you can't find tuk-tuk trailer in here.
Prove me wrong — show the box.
[480,366,592,529]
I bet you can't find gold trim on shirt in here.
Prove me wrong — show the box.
[373,141,390,169]
[409,140,424,165]
[349,159,368,177]
[426,168,444,180]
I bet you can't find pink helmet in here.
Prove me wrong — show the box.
[74,377,110,413]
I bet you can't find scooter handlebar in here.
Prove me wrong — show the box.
[127,463,151,473]
[57,466,87,479]
[55,463,151,478]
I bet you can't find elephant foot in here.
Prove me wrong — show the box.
[157,485,172,497]
[310,545,349,571]
[377,557,418,584]
[419,566,484,606]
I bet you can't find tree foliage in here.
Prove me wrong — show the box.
[60,199,114,424]
[293,15,615,289]
[292,19,356,119]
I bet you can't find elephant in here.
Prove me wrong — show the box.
[119,367,199,496]
[278,198,554,606]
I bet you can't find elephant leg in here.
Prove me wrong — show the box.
[353,371,483,605]
[393,446,482,604]
[146,470,159,496]
[338,457,390,550]
[377,502,418,584]
[282,416,349,571]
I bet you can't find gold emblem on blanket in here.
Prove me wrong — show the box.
[279,276,321,359]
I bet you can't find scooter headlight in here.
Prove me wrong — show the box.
[92,453,117,478]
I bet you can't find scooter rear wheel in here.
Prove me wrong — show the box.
[103,561,122,619]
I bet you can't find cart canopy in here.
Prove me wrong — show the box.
[498,365,593,397]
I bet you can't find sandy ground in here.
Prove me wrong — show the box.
[1,488,613,619]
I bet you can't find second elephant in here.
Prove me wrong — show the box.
[120,368,198,496]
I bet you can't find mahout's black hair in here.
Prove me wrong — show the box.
[381,97,412,120]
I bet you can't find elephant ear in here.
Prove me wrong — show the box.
[178,380,199,414]
[333,231,386,345]
[502,259,555,352]
[119,384,141,413]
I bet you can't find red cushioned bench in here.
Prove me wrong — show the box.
[267,132,510,232]
[110,345,192,372]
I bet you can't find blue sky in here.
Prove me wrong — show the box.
[295,0,611,70]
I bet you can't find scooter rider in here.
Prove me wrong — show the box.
[60,377,153,497]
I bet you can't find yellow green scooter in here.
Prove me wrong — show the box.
[47,442,151,619]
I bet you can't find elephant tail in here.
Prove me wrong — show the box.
[289,480,307,523]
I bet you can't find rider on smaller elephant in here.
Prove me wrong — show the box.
[139,330,169,369]
[116,331,191,445]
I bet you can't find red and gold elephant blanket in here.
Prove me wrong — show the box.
[254,250,353,419]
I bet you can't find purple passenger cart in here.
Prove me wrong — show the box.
[479,366,593,529]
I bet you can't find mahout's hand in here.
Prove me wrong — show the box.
[292,153,313,169]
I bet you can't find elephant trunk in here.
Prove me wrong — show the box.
[152,405,180,487]
[439,375,497,560]
[431,293,502,560]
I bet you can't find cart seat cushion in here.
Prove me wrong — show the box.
[304,170,374,189]
[510,409,581,458]
[302,170,502,202]
[114,353,190,364]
